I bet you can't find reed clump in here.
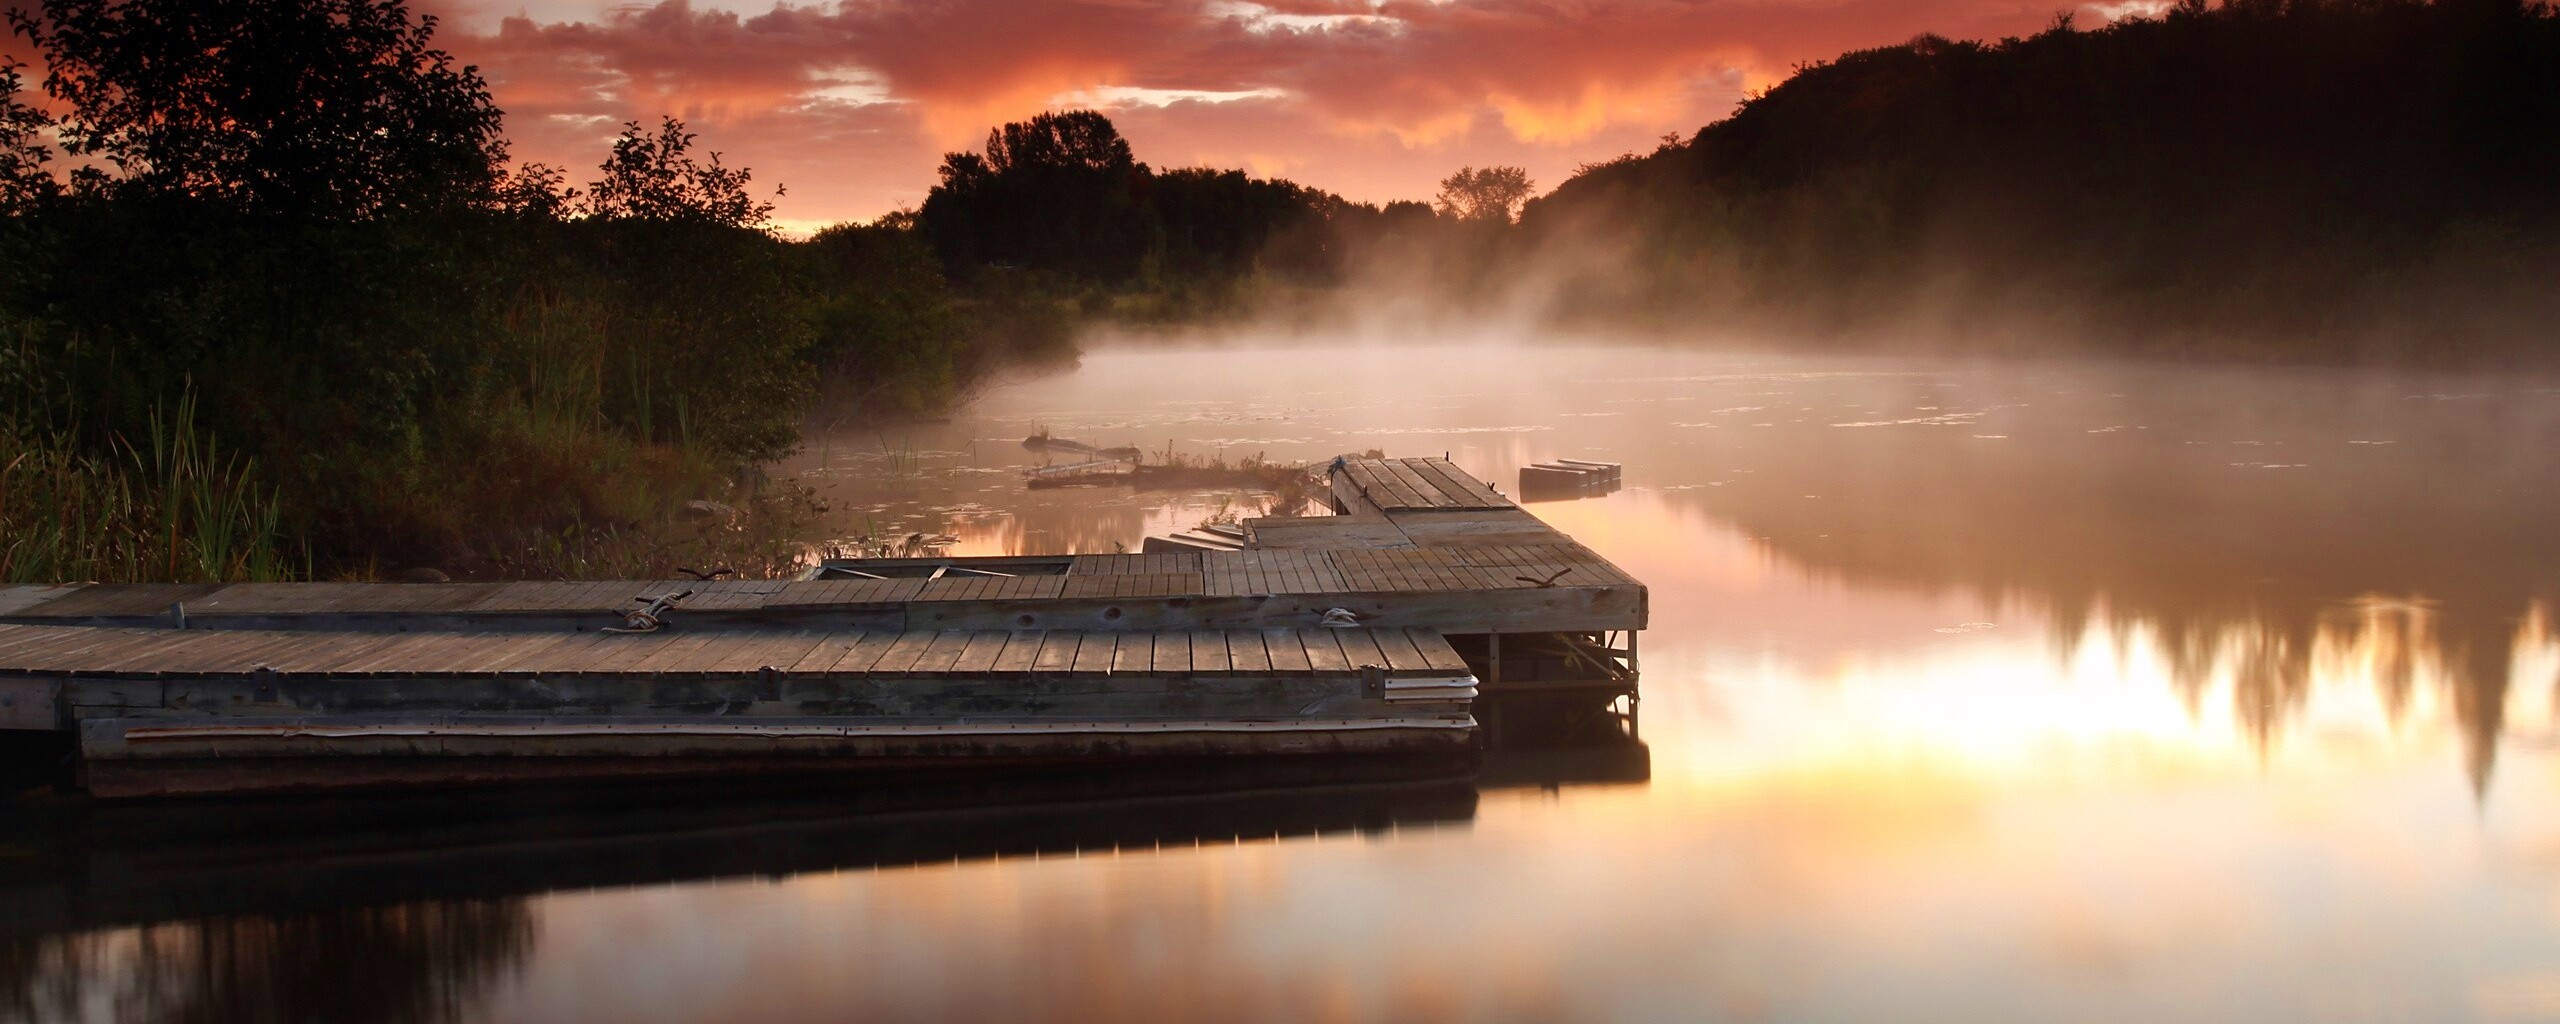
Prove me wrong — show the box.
[0,395,296,584]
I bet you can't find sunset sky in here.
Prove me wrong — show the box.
[442,1,2074,230]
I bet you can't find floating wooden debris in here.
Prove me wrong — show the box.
[1024,458,1135,487]
[1022,433,1142,461]
[0,457,1644,798]
[1018,432,1141,455]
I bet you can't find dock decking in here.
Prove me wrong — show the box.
[0,623,1472,679]
[0,457,1641,797]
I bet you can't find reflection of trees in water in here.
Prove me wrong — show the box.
[0,900,531,1024]
[2055,595,2556,793]
[1680,370,2560,793]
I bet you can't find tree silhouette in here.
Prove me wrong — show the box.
[1522,0,2560,353]
[0,60,55,209]
[585,116,773,229]
[919,110,1152,282]
[1434,165,1533,223]
[982,110,1137,176]
[6,0,505,217]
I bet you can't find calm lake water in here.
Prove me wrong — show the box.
[9,340,2560,1023]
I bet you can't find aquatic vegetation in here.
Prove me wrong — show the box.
[0,394,296,584]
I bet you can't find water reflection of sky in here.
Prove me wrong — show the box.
[13,341,2560,1022]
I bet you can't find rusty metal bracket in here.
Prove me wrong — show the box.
[608,589,693,634]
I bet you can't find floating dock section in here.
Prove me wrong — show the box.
[1518,459,1623,501]
[0,458,1643,797]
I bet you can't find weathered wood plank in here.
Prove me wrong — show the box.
[640,631,746,673]
[0,626,132,665]
[1334,629,1387,670]
[1059,573,1205,599]
[1263,629,1312,672]
[449,633,566,674]
[1338,460,1393,511]
[573,632,682,674]
[1403,458,1478,509]
[1364,461,1428,510]
[764,578,926,608]
[1416,458,1512,509]
[1384,459,1454,508]
[1299,628,1348,672]
[1111,633,1154,674]
[1066,552,1202,576]
[40,629,191,674]
[1151,631,1191,673]
[1245,516,1414,551]
[1225,630,1271,674]
[736,631,835,673]
[260,632,415,674]
[951,631,1008,673]
[0,585,81,617]
[486,632,601,672]
[1188,630,1229,675]
[163,631,337,673]
[785,632,869,673]
[867,631,943,676]
[0,624,87,658]
[1071,633,1115,674]
[1374,460,1427,509]
[1371,628,1430,673]
[908,631,975,674]
[1412,629,1472,674]
[829,631,906,675]
[7,583,222,619]
[1031,632,1081,673]
[989,631,1044,673]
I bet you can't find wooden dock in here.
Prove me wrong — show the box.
[0,458,1643,797]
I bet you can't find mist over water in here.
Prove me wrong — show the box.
[12,337,2560,1022]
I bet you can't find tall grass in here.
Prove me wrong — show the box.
[343,288,827,581]
[0,394,298,584]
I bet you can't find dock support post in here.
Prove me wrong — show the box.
[1626,630,1640,737]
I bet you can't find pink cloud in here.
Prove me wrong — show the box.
[423,0,2067,223]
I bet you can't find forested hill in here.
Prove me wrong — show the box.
[1524,0,2560,358]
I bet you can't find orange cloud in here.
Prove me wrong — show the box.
[421,0,2064,222]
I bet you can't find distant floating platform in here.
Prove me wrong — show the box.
[1518,459,1623,502]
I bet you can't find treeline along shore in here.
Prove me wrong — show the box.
[5,0,2557,585]
[1521,0,2560,358]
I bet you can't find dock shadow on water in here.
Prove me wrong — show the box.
[0,729,1642,1024]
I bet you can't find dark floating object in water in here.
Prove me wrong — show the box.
[1023,433,1141,461]
[1021,433,1148,487]
[1518,459,1623,501]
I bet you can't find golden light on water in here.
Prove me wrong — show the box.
[22,345,2560,1023]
